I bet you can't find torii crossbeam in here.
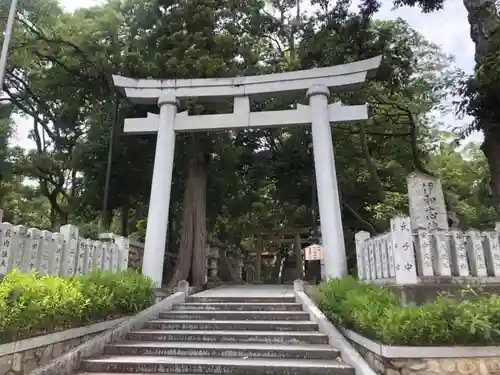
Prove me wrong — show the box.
[113,56,382,287]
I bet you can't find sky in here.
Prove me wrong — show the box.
[10,0,480,149]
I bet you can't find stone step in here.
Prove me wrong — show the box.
[104,341,339,360]
[142,319,317,331]
[81,355,353,375]
[186,296,296,303]
[159,310,310,321]
[173,302,302,311]
[126,330,329,344]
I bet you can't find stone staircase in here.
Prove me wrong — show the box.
[77,295,354,375]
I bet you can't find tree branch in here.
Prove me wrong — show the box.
[359,121,386,201]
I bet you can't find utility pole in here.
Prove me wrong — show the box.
[100,93,119,232]
[0,0,19,89]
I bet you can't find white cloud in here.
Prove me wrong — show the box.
[60,0,103,12]
[355,1,481,144]
[10,114,33,149]
[10,0,479,150]
[374,1,474,73]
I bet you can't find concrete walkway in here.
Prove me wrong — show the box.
[192,284,294,298]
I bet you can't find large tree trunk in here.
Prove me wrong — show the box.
[463,0,500,214]
[481,128,500,213]
[167,137,207,288]
[190,149,208,287]
[120,202,129,237]
[463,0,499,57]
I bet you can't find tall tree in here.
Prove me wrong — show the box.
[394,0,500,215]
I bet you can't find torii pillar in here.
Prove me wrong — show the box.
[141,93,178,287]
[308,85,347,278]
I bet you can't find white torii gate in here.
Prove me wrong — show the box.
[113,56,382,287]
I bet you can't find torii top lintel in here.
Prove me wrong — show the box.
[113,56,382,104]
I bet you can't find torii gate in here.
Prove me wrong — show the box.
[113,56,382,287]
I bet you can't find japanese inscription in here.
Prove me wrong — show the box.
[432,231,452,276]
[483,231,500,276]
[416,229,434,276]
[38,231,53,275]
[60,224,79,276]
[13,226,28,271]
[390,216,418,284]
[368,240,376,280]
[113,236,130,271]
[102,242,111,271]
[83,239,93,273]
[385,234,396,278]
[27,229,41,272]
[52,234,63,276]
[0,223,13,274]
[363,241,371,280]
[450,230,469,276]
[407,172,448,231]
[93,241,103,270]
[355,231,370,280]
[111,243,119,272]
[466,230,488,277]
[379,237,389,278]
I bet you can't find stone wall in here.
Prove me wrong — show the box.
[0,318,123,375]
[0,332,102,375]
[351,340,500,375]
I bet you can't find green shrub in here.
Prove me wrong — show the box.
[314,277,500,346]
[0,269,153,343]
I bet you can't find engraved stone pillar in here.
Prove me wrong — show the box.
[431,231,452,276]
[12,225,28,271]
[355,231,370,280]
[38,230,53,275]
[52,233,64,276]
[407,172,448,231]
[450,230,470,276]
[0,223,14,275]
[60,225,79,276]
[482,231,500,276]
[93,240,104,271]
[390,216,418,284]
[467,230,488,277]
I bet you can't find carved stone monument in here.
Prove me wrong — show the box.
[407,172,448,231]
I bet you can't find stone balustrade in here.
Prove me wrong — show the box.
[0,221,129,277]
[355,216,500,284]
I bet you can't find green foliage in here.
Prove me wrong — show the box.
[0,269,153,343]
[428,136,497,229]
[315,277,500,346]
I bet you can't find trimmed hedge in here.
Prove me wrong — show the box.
[0,269,153,343]
[314,277,500,346]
